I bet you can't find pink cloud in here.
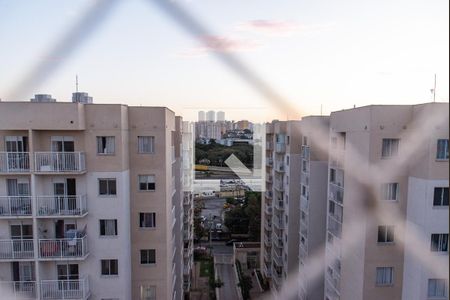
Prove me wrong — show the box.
[237,20,300,35]
[178,35,262,57]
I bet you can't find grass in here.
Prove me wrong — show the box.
[200,260,212,277]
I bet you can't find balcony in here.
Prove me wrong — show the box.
[0,196,32,217]
[266,174,273,183]
[274,200,284,211]
[0,239,34,260]
[264,221,272,231]
[266,142,273,150]
[0,281,37,299]
[273,237,283,249]
[266,158,273,167]
[36,195,87,217]
[274,180,284,192]
[265,191,273,199]
[263,263,272,278]
[39,236,88,260]
[301,146,310,160]
[34,152,86,173]
[273,216,285,230]
[273,250,283,266]
[275,143,286,153]
[0,152,30,173]
[274,161,285,173]
[265,205,272,215]
[40,276,90,300]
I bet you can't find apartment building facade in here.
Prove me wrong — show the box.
[324,103,449,300]
[297,116,329,300]
[0,100,191,300]
[262,120,302,292]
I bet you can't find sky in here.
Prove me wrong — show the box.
[0,0,448,122]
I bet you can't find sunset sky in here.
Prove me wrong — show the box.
[0,0,448,121]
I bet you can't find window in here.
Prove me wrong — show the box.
[100,219,118,236]
[97,136,115,155]
[138,136,155,154]
[101,259,118,276]
[139,175,155,191]
[431,234,448,252]
[433,187,449,206]
[381,183,399,200]
[140,249,156,264]
[301,185,307,197]
[330,168,336,183]
[140,286,156,300]
[139,213,156,228]
[376,267,393,286]
[428,279,448,298]
[381,139,399,158]
[377,225,395,243]
[99,179,117,195]
[286,136,290,145]
[436,139,449,160]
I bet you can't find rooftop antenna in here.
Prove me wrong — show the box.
[76,75,79,92]
[432,73,437,102]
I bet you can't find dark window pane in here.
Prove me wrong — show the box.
[443,188,449,206]
[100,220,105,235]
[378,226,386,242]
[99,180,107,195]
[387,226,394,242]
[434,188,442,205]
[109,180,116,195]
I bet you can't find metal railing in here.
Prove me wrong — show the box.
[36,195,87,217]
[0,239,34,260]
[0,196,32,217]
[275,161,285,172]
[39,236,88,259]
[40,276,90,300]
[34,152,85,173]
[0,152,30,173]
[275,142,286,153]
[0,281,37,299]
[274,180,284,191]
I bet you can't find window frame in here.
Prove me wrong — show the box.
[430,233,449,252]
[140,249,156,265]
[99,219,118,237]
[98,178,117,196]
[381,138,400,158]
[381,183,399,201]
[433,187,449,207]
[436,139,449,160]
[377,225,395,244]
[428,278,448,298]
[138,175,156,191]
[101,259,118,276]
[375,267,394,286]
[138,136,155,154]
[139,212,156,229]
[96,136,116,155]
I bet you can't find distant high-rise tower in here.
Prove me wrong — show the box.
[217,111,225,122]
[30,94,56,102]
[72,92,93,104]
[206,110,215,122]
[198,111,206,122]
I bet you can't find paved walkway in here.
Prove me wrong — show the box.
[214,254,240,300]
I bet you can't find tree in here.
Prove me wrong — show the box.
[244,192,261,241]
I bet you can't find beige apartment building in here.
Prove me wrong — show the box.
[324,103,449,300]
[0,96,193,300]
[262,120,302,292]
[297,116,329,300]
